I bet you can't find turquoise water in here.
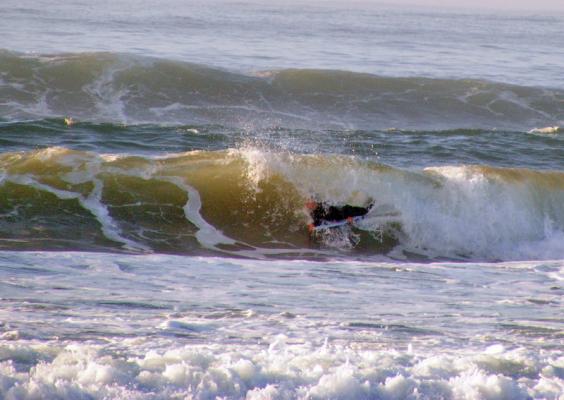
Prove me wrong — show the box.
[0,1,563,398]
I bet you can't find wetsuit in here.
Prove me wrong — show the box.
[310,203,371,227]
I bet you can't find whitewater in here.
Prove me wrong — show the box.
[0,1,563,399]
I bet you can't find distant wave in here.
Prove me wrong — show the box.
[1,50,562,130]
[0,146,562,261]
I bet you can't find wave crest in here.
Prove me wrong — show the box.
[0,146,562,260]
[1,51,562,130]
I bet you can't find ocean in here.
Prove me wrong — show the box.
[0,0,563,399]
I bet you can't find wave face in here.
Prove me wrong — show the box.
[1,51,563,261]
[1,51,563,130]
[0,146,562,261]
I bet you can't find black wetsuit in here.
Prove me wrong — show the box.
[310,203,371,227]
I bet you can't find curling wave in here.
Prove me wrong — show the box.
[0,146,562,261]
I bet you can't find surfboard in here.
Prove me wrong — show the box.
[311,215,365,232]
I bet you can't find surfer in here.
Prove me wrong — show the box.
[306,199,372,233]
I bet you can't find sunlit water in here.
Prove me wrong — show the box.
[0,1,563,398]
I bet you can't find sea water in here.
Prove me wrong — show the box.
[0,1,563,399]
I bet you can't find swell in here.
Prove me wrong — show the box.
[0,146,562,261]
[1,119,562,172]
[1,50,562,130]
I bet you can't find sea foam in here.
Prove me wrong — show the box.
[0,339,561,399]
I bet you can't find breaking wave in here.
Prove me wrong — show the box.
[1,50,562,130]
[0,146,562,261]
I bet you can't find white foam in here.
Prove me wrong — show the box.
[161,176,237,249]
[528,126,560,134]
[81,177,150,252]
[0,339,561,400]
[158,318,219,333]
[415,166,564,260]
